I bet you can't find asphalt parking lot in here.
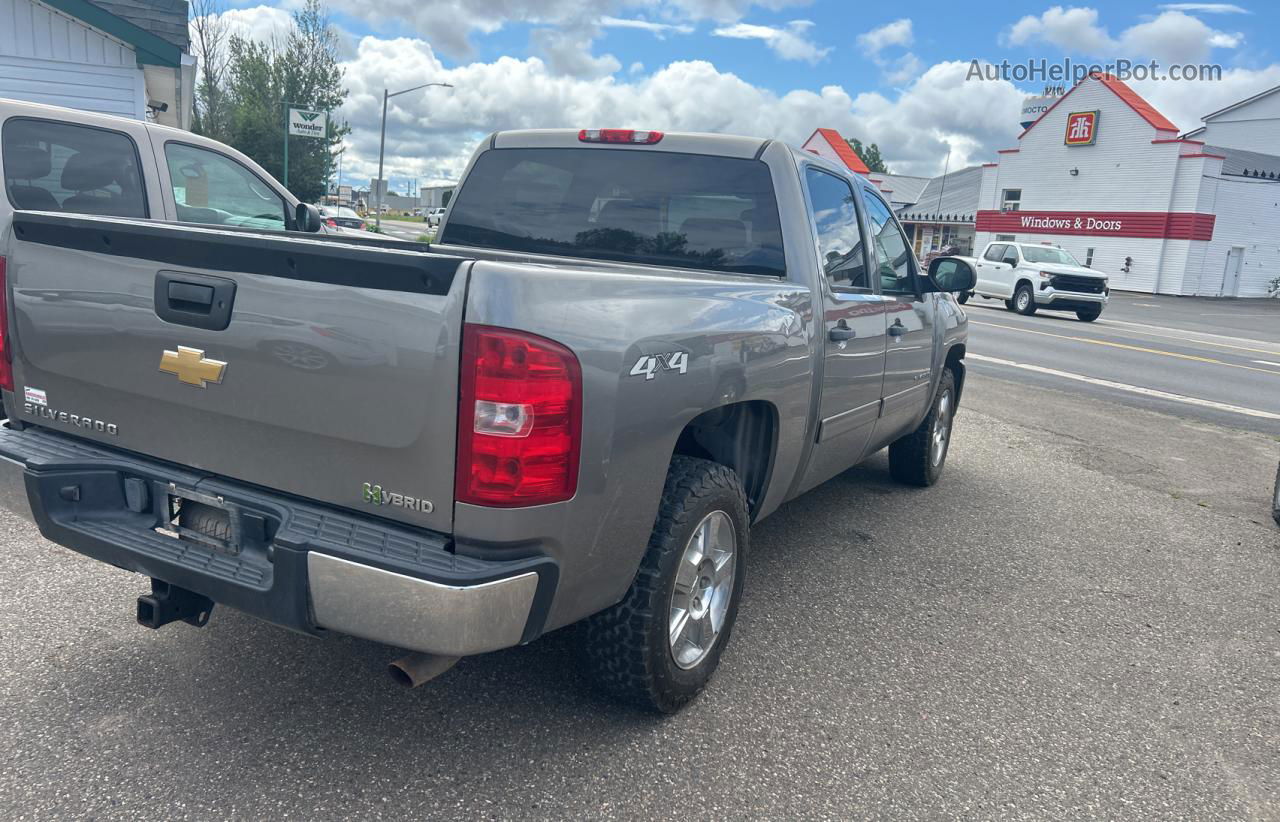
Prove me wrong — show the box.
[1,297,1278,820]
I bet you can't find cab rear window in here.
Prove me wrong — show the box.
[441,148,786,277]
[2,118,147,218]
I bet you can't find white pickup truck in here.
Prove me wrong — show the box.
[964,241,1109,322]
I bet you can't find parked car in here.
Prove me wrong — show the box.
[427,207,447,227]
[411,208,423,217]
[316,204,367,232]
[969,241,1109,321]
[0,121,972,712]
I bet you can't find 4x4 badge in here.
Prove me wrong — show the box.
[159,346,227,388]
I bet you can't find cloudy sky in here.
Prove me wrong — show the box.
[200,1,1280,191]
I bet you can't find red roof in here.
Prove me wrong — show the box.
[809,128,871,174]
[1019,73,1179,139]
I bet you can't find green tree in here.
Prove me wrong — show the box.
[846,138,890,174]
[200,0,349,203]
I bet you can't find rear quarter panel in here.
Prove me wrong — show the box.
[457,261,814,631]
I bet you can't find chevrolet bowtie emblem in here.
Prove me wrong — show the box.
[159,346,227,388]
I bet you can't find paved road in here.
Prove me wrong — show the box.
[1,372,1277,819]
[373,218,432,242]
[966,292,1280,436]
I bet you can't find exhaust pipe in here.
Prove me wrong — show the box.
[388,653,461,688]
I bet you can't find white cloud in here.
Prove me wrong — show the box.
[530,26,622,77]
[666,0,810,22]
[855,19,921,85]
[856,19,913,56]
[1158,3,1250,13]
[1006,6,1115,54]
[1131,65,1280,134]
[600,16,695,35]
[195,5,293,50]
[1005,6,1243,64]
[712,20,830,63]
[333,38,1029,190]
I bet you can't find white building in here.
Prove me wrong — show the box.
[974,73,1279,298]
[1183,84,1280,154]
[0,0,194,129]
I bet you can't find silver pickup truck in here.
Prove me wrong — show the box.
[0,115,974,712]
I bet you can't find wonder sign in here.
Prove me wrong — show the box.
[288,108,327,138]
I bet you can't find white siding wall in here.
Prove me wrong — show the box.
[1189,91,1280,154]
[1191,177,1280,297]
[998,80,1182,213]
[0,0,144,119]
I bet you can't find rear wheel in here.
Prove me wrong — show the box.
[889,369,957,487]
[1004,298,1016,311]
[1013,284,1037,315]
[1076,305,1103,322]
[584,456,749,713]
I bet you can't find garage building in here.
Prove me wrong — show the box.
[0,0,193,129]
[974,73,1279,298]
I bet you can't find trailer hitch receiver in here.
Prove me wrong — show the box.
[136,579,215,629]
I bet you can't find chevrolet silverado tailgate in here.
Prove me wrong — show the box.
[4,213,465,532]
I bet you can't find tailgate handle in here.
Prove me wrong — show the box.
[155,271,236,331]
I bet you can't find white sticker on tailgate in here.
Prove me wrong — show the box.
[23,387,47,407]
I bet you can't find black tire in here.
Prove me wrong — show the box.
[1004,298,1016,310]
[956,291,970,305]
[584,456,749,713]
[1013,283,1037,315]
[889,368,957,487]
[1076,306,1103,322]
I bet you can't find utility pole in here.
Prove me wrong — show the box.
[376,81,453,231]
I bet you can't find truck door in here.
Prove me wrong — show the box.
[860,188,936,443]
[797,166,888,490]
[975,243,1006,295]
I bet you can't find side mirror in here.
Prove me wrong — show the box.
[928,257,977,294]
[295,203,323,233]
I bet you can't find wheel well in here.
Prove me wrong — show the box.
[944,344,966,405]
[1015,278,1034,293]
[671,401,777,521]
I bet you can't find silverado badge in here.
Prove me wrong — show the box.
[160,346,227,388]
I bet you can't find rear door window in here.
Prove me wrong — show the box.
[164,142,287,230]
[2,118,147,217]
[441,148,786,277]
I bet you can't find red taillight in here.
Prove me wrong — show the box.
[0,256,11,392]
[578,129,663,144]
[456,325,582,507]
[325,217,337,228]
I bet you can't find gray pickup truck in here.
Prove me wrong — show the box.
[0,122,974,712]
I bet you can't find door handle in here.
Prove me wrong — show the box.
[828,325,856,342]
[155,271,236,331]
[167,281,215,313]
[888,321,907,337]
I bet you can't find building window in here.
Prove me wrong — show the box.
[1000,189,1021,212]
[1085,247,1095,267]
[995,234,1016,241]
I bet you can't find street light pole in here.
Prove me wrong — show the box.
[375,81,453,231]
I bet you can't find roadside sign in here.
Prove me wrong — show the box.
[288,108,327,138]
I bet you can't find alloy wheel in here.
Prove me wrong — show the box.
[669,510,737,670]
